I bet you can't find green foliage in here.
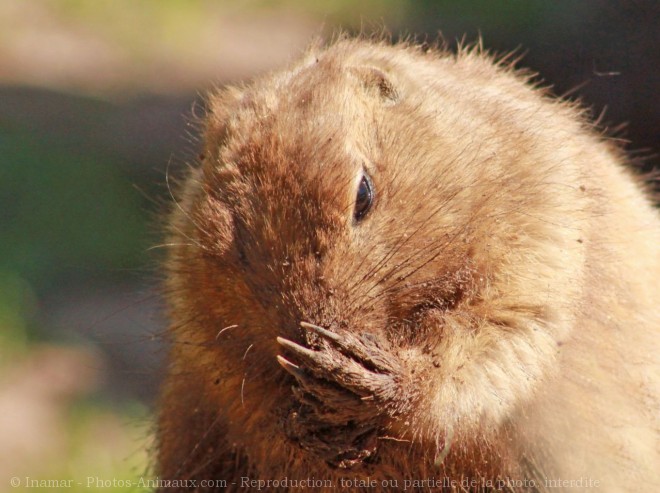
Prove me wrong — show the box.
[0,127,147,291]
[0,271,34,361]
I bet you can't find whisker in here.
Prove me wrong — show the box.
[147,242,196,251]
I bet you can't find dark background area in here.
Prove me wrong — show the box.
[0,1,657,488]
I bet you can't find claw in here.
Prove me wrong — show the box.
[277,336,330,371]
[277,354,326,391]
[277,336,316,356]
[276,355,307,380]
[300,321,343,343]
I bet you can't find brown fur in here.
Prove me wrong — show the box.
[157,38,660,492]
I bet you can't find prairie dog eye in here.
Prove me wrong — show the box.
[354,172,374,222]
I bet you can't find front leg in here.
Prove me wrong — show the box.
[276,322,416,469]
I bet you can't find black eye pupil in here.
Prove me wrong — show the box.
[354,174,374,221]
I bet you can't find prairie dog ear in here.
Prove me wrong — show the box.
[349,66,400,105]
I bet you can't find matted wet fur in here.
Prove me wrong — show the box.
[157,37,660,492]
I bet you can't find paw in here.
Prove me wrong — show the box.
[277,322,406,409]
[275,322,413,468]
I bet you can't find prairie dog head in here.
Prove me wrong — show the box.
[166,38,591,469]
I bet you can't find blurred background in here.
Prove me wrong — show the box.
[1,1,657,491]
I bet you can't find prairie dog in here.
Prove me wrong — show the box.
[157,38,660,492]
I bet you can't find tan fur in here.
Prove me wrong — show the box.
[157,38,660,492]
